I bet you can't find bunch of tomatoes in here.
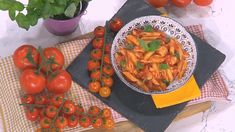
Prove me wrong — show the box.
[21,94,115,131]
[87,18,123,98]
[148,0,213,8]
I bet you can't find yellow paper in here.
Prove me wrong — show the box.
[152,76,201,108]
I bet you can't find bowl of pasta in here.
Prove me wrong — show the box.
[111,15,197,95]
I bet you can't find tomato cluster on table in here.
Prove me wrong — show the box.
[87,18,123,98]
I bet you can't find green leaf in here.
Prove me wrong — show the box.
[143,25,153,32]
[26,13,38,26]
[0,1,11,10]
[138,38,149,51]
[125,44,135,50]
[120,60,126,69]
[15,13,30,30]
[64,3,76,18]
[148,40,161,52]
[160,63,169,70]
[166,36,171,44]
[174,52,180,59]
[56,0,67,6]
[42,1,51,19]
[8,9,16,20]
[163,80,170,86]
[136,62,144,70]
[13,1,24,11]
[51,5,65,15]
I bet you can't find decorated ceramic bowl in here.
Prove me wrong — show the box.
[111,15,197,95]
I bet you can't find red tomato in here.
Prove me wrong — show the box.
[103,118,115,129]
[26,108,39,121]
[40,117,52,129]
[88,81,101,93]
[63,100,76,115]
[39,47,64,73]
[13,45,39,70]
[103,54,111,65]
[90,70,101,81]
[94,26,105,38]
[79,116,91,128]
[20,68,46,94]
[109,18,124,32]
[102,65,114,76]
[47,70,72,94]
[39,108,47,119]
[101,108,112,119]
[92,117,103,128]
[105,44,111,54]
[45,105,57,118]
[99,87,111,98]
[88,106,101,116]
[51,94,64,107]
[172,0,192,7]
[35,95,48,105]
[92,37,104,49]
[87,59,100,71]
[90,49,102,60]
[148,0,168,8]
[68,115,79,128]
[193,0,212,6]
[56,116,68,129]
[102,76,113,87]
[75,104,85,117]
[21,95,35,104]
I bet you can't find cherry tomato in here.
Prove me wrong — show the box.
[148,0,168,8]
[46,105,57,118]
[20,68,46,94]
[51,94,64,107]
[92,117,103,128]
[39,47,64,73]
[40,117,52,129]
[26,108,39,121]
[68,115,79,128]
[87,59,100,71]
[39,108,47,119]
[109,18,124,32]
[172,0,192,7]
[13,45,39,70]
[90,70,101,81]
[56,116,68,129]
[103,118,115,129]
[92,37,104,49]
[88,106,101,117]
[90,49,102,60]
[193,0,212,6]
[99,87,111,98]
[101,108,112,119]
[63,100,76,115]
[94,26,105,38]
[21,95,35,104]
[35,95,48,105]
[103,54,111,64]
[105,44,111,54]
[79,116,91,128]
[75,104,85,117]
[88,81,101,93]
[103,65,114,76]
[47,70,72,94]
[102,76,113,87]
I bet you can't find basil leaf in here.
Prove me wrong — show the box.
[160,63,169,70]
[148,40,161,52]
[64,3,76,18]
[0,1,11,10]
[174,52,180,59]
[163,80,170,86]
[143,25,153,32]
[8,9,16,20]
[136,62,144,70]
[138,38,149,51]
[51,5,65,15]
[13,1,24,11]
[16,13,30,30]
[26,13,38,26]
[125,44,135,50]
[120,60,126,68]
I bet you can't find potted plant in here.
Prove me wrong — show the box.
[0,0,90,36]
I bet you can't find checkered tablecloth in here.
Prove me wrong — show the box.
[0,25,228,131]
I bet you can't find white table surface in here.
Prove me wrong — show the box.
[1,0,235,132]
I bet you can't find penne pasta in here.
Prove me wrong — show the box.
[126,35,140,46]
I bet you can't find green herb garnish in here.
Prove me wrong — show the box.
[160,63,169,70]
[136,61,144,70]
[120,60,126,68]
[143,25,153,32]
[163,80,170,86]
[125,44,135,50]
[166,37,171,44]
[174,52,180,59]
[148,40,161,52]
[138,38,149,51]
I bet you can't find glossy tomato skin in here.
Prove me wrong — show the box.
[102,65,114,76]
[40,117,52,129]
[103,118,115,129]
[94,26,105,38]
[26,108,39,121]
[105,44,111,54]
[35,95,48,105]
[47,70,72,94]
[90,70,101,81]
[109,18,124,32]
[90,49,102,60]
[79,116,91,128]
[63,100,76,115]
[88,106,101,116]
[103,54,111,65]
[88,81,101,93]
[172,0,192,7]
[56,116,68,129]
[148,0,168,8]
[102,76,113,87]
[92,38,104,49]
[39,47,64,73]
[21,95,35,104]
[39,108,47,119]
[13,45,39,70]
[75,104,85,117]
[87,59,100,71]
[46,105,57,118]
[193,0,212,6]
[99,87,111,98]
[51,94,64,107]
[68,115,79,127]
[92,118,103,128]
[101,108,112,119]
[20,68,46,94]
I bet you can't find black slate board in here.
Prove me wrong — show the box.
[67,0,226,131]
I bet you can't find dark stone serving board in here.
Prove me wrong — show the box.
[67,0,226,131]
